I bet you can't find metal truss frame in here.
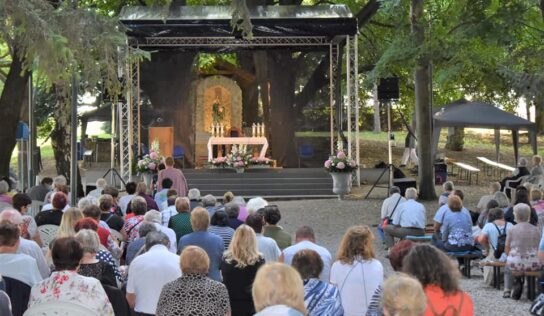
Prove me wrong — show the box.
[120,35,358,179]
[345,35,360,185]
[130,36,331,48]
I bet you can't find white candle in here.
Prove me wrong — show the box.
[252,123,256,137]
[261,123,265,137]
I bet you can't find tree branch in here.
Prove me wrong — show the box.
[369,20,395,28]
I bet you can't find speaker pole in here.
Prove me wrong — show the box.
[386,100,393,190]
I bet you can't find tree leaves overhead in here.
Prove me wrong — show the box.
[0,0,129,98]
[362,0,544,111]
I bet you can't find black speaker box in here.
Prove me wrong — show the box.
[393,178,417,196]
[378,77,400,100]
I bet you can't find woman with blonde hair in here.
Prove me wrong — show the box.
[252,262,306,316]
[221,224,265,315]
[57,207,84,238]
[382,273,426,316]
[330,225,383,316]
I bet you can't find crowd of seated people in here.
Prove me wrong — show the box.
[7,160,544,316]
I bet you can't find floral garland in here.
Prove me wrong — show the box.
[226,144,252,169]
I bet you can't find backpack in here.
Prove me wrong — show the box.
[493,223,507,259]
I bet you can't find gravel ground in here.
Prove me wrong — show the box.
[272,184,533,316]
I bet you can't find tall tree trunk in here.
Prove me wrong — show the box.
[535,96,544,134]
[50,91,72,181]
[0,50,30,177]
[445,127,464,151]
[140,51,197,166]
[373,84,381,132]
[411,0,436,200]
[268,51,298,167]
[238,52,259,125]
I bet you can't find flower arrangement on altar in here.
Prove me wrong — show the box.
[136,139,163,173]
[226,144,252,169]
[250,157,272,165]
[211,156,228,168]
[324,150,358,173]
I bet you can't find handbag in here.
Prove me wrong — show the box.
[382,196,402,229]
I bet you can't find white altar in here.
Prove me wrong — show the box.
[207,137,269,161]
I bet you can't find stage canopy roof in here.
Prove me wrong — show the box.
[119,5,358,49]
[432,99,538,163]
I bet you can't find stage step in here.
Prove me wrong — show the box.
[183,168,336,198]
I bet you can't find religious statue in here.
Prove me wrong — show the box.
[212,97,224,124]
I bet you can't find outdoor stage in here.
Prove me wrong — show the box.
[82,163,336,199]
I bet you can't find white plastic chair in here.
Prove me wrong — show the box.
[30,200,44,217]
[24,301,99,316]
[38,225,59,248]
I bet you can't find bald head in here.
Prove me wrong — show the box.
[0,209,23,225]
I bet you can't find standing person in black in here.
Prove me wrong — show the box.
[35,192,67,226]
[99,194,124,232]
[221,225,265,316]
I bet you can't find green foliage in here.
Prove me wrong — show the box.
[359,0,544,114]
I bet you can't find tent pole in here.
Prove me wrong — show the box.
[494,129,500,162]
[512,130,519,165]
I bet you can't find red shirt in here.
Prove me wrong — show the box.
[97,227,110,248]
[424,285,474,316]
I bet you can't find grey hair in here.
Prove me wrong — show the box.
[95,178,107,188]
[513,203,531,223]
[232,196,246,207]
[144,210,162,224]
[78,196,99,209]
[53,175,67,186]
[492,191,510,208]
[131,196,148,215]
[389,186,401,195]
[0,180,8,195]
[188,188,201,200]
[442,181,454,191]
[490,182,501,192]
[519,158,528,167]
[202,194,217,207]
[145,231,170,250]
[224,202,240,218]
[138,222,157,238]
[246,197,268,213]
[405,188,418,200]
[75,229,101,254]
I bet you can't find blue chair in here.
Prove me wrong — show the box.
[173,145,185,168]
[298,144,315,168]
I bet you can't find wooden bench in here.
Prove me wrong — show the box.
[405,235,432,243]
[479,261,506,290]
[447,250,483,278]
[512,270,541,300]
[476,156,515,179]
[452,162,480,185]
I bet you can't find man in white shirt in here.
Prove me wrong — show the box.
[126,231,181,315]
[384,187,426,248]
[0,221,43,287]
[280,225,332,282]
[378,186,405,242]
[0,209,50,278]
[87,178,107,199]
[245,213,281,262]
[144,210,177,253]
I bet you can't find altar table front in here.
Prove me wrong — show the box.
[207,137,269,161]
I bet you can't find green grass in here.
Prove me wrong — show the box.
[10,139,54,170]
